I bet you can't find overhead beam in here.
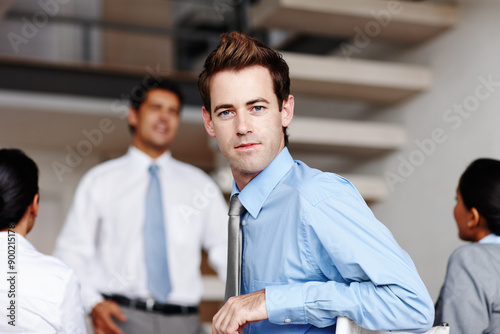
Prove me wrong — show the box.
[0,56,202,105]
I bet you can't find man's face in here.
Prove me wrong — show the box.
[202,65,293,181]
[128,88,181,157]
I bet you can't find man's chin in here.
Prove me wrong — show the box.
[230,162,265,176]
[149,139,171,150]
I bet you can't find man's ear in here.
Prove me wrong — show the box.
[281,95,294,127]
[128,108,138,129]
[202,106,216,138]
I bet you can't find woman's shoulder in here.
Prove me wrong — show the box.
[449,243,500,267]
[23,248,76,283]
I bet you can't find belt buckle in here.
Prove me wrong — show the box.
[181,306,189,315]
[146,298,155,312]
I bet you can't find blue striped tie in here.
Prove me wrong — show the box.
[144,164,171,302]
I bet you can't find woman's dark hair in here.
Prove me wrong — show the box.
[459,158,500,235]
[0,149,39,230]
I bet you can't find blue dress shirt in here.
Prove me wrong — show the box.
[478,233,500,244]
[232,147,434,333]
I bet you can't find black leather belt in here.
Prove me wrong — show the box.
[102,294,198,315]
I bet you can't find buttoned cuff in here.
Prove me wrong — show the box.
[266,284,306,325]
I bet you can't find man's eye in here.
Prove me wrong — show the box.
[218,110,232,117]
[253,106,264,112]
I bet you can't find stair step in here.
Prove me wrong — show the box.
[283,52,432,104]
[213,167,388,202]
[288,116,406,153]
[252,0,459,45]
[340,174,389,202]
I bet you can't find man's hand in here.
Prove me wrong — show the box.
[212,289,268,334]
[91,300,127,334]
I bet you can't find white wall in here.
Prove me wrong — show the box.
[363,1,500,300]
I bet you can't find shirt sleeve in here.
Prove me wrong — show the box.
[265,191,434,332]
[53,173,104,313]
[59,271,88,334]
[200,177,229,282]
[434,246,490,334]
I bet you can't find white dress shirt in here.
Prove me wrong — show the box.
[0,232,87,333]
[54,147,228,313]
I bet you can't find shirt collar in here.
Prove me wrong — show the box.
[231,147,294,219]
[127,146,172,171]
[478,233,500,244]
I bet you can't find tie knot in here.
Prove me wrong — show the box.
[149,164,159,174]
[229,195,246,216]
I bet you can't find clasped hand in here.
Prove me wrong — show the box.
[212,289,268,334]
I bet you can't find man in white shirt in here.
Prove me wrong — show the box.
[54,79,228,334]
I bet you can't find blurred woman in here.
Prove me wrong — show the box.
[435,158,500,333]
[0,148,86,333]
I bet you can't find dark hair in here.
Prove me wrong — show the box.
[459,158,500,235]
[198,31,290,145]
[128,78,184,133]
[0,149,39,230]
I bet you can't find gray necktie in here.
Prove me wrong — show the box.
[225,194,246,301]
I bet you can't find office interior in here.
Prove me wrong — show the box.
[0,0,498,327]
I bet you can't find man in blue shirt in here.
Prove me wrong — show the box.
[198,31,434,334]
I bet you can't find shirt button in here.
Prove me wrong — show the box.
[284,318,291,323]
[241,220,246,226]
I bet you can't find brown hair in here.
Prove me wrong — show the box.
[198,31,291,144]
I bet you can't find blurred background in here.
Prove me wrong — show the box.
[1,0,499,329]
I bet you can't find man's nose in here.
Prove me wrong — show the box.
[235,112,252,136]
